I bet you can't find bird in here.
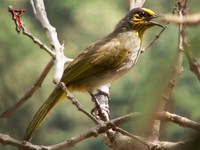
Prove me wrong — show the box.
[23,7,163,141]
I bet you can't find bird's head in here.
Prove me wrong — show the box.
[115,8,163,37]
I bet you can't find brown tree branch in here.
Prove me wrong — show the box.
[141,24,167,53]
[162,7,200,81]
[60,82,100,125]
[181,17,200,81]
[8,6,55,57]
[157,111,200,131]
[186,55,200,81]
[21,23,55,57]
[0,133,42,150]
[147,0,186,142]
[1,6,57,118]
[157,137,200,150]
[1,132,199,150]
[0,121,115,150]
[30,0,72,84]
[130,0,146,9]
[30,0,62,51]
[113,127,152,148]
[106,111,200,149]
[1,111,200,149]
[163,13,200,25]
[111,112,200,132]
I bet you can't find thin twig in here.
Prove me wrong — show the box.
[141,24,167,53]
[0,121,115,150]
[1,6,56,118]
[21,24,55,57]
[31,0,72,84]
[0,59,54,118]
[147,1,186,141]
[111,112,200,132]
[46,125,108,150]
[114,127,152,148]
[0,133,42,150]
[130,0,135,9]
[159,137,200,149]
[1,131,199,150]
[157,111,200,131]
[30,0,61,50]
[163,13,200,25]
[141,3,180,53]
[1,111,200,149]
[30,0,37,15]
[130,0,146,9]
[60,82,100,125]
[8,6,54,57]
[178,14,200,81]
[185,53,200,81]
[139,2,169,53]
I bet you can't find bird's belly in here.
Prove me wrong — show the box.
[69,66,132,92]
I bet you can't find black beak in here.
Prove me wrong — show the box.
[152,13,163,18]
[149,13,164,28]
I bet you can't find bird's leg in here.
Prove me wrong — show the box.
[90,92,101,120]
[90,90,110,121]
[95,90,111,121]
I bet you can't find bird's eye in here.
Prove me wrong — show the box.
[133,11,151,21]
[140,11,150,18]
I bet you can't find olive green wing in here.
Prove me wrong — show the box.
[61,38,129,85]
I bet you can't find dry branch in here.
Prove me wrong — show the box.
[130,0,145,9]
[162,6,200,81]
[30,0,72,84]
[187,57,200,81]
[163,13,200,25]
[112,112,200,132]
[1,6,56,118]
[2,111,200,149]
[157,112,200,131]
[60,82,99,125]
[146,1,186,141]
[141,24,167,53]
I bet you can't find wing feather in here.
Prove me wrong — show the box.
[61,37,129,86]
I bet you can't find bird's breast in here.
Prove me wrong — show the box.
[97,31,142,85]
[117,31,142,70]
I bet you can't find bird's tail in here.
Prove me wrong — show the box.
[23,87,65,141]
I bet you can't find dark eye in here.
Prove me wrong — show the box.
[133,11,150,20]
[138,11,144,17]
[139,11,150,18]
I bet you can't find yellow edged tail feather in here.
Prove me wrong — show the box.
[23,88,65,141]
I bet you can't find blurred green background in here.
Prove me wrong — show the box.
[0,0,200,150]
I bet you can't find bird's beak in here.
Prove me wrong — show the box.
[149,13,164,28]
[152,13,162,18]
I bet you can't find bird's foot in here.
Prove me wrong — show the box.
[90,91,110,121]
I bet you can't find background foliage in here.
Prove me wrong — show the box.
[0,0,200,150]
